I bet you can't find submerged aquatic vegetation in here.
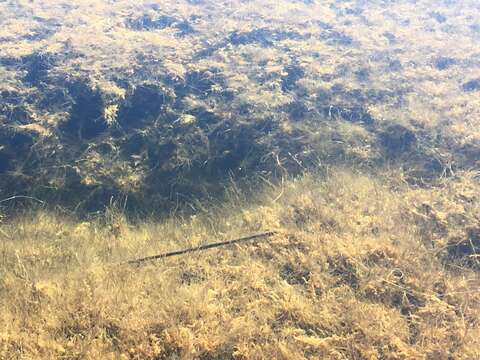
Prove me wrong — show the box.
[0,0,479,358]
[0,0,479,211]
[1,170,479,358]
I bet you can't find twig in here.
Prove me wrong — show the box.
[0,196,45,205]
[126,231,277,265]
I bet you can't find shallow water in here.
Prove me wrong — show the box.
[0,0,479,212]
[1,2,480,358]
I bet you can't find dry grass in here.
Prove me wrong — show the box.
[1,169,479,359]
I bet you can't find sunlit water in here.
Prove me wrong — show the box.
[0,0,479,211]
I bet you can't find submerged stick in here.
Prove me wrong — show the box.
[127,231,276,265]
[0,195,45,205]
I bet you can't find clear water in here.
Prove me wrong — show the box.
[0,0,479,212]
